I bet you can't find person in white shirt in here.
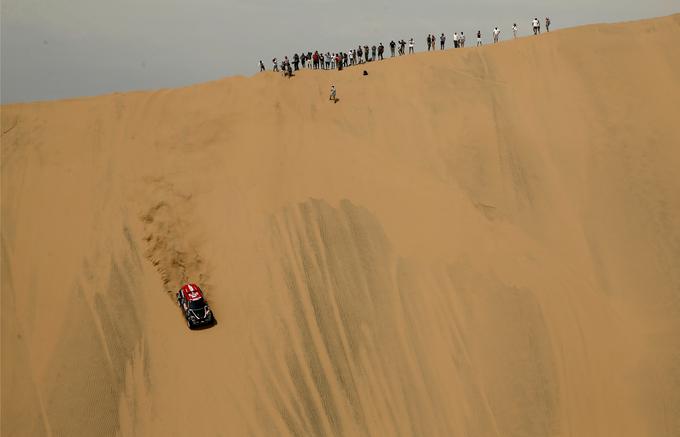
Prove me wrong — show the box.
[453,32,459,48]
[493,27,500,43]
[460,32,466,48]
[513,23,518,38]
[408,38,415,54]
[532,18,540,35]
[329,85,337,103]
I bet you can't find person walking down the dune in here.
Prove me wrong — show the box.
[440,33,446,49]
[532,18,540,35]
[513,23,518,38]
[409,38,415,54]
[259,60,265,72]
[460,32,466,48]
[546,17,551,32]
[329,85,337,103]
[477,30,482,46]
[493,27,501,43]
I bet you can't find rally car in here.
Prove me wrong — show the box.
[176,283,215,329]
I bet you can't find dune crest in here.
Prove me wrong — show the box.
[3,14,680,437]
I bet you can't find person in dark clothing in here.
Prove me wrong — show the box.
[293,53,300,71]
[364,45,370,62]
[357,46,363,64]
[390,40,396,57]
[546,17,551,32]
[440,33,446,49]
[426,34,432,51]
[259,60,265,72]
[371,45,377,61]
[378,43,384,60]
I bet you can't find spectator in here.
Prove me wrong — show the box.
[460,32,466,48]
[513,23,518,38]
[476,30,482,46]
[440,33,446,49]
[493,27,500,43]
[453,32,459,48]
[259,60,265,72]
[390,40,396,57]
[409,38,414,54]
[546,17,551,32]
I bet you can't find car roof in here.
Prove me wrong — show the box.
[180,283,204,301]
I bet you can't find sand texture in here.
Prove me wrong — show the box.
[2,14,680,437]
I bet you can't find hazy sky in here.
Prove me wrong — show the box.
[1,0,677,103]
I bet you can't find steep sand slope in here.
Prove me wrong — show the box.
[2,14,680,437]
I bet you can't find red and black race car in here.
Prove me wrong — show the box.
[176,283,214,329]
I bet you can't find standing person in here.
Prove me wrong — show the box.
[532,18,539,35]
[259,60,265,72]
[460,32,466,48]
[513,23,518,38]
[364,45,370,62]
[357,46,363,63]
[378,43,384,60]
[453,32,459,48]
[546,17,551,32]
[329,85,337,103]
[390,40,396,57]
[493,27,500,43]
[476,30,482,46]
[293,53,300,71]
[408,38,414,54]
[426,34,432,51]
[371,45,377,61]
[440,33,446,49]
[400,39,406,55]
[272,58,279,72]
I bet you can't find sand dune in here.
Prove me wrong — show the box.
[2,13,680,437]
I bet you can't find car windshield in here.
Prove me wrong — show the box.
[188,298,205,310]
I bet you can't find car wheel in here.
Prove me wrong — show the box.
[187,320,193,330]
